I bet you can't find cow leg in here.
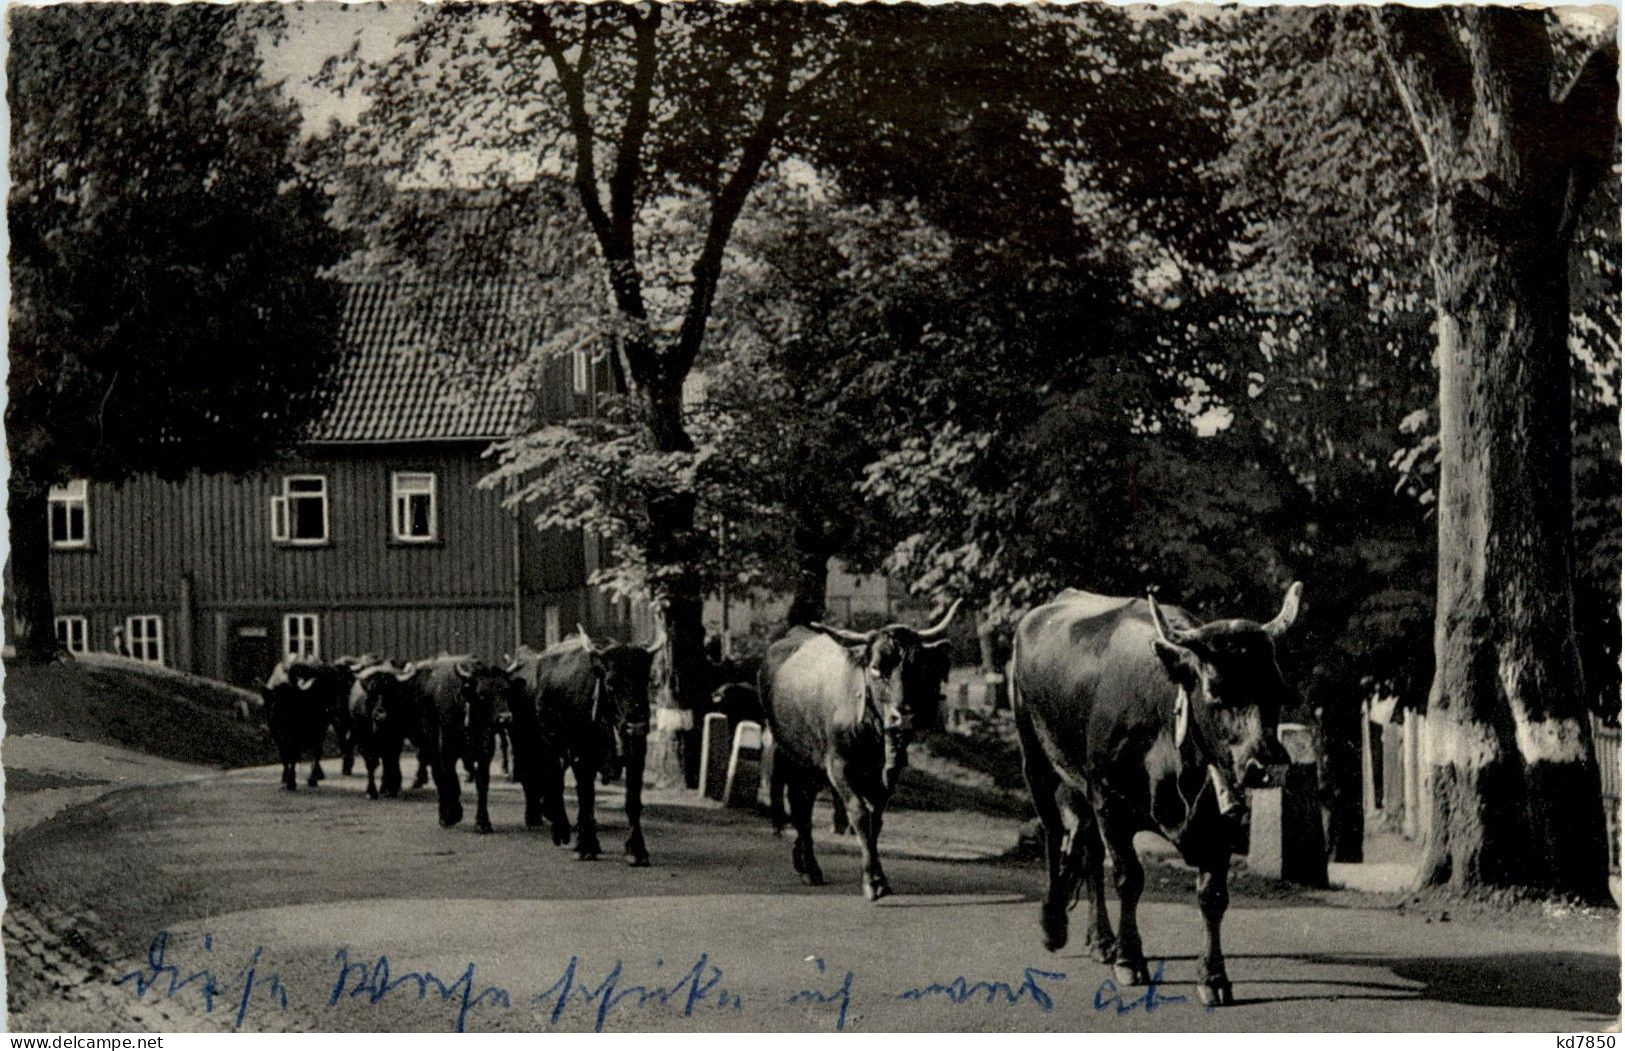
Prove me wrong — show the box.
[281,760,297,791]
[472,754,493,834]
[770,759,788,836]
[1018,715,1078,951]
[308,758,324,788]
[622,734,651,866]
[541,748,573,845]
[412,757,430,790]
[1102,819,1150,985]
[830,789,851,836]
[571,757,602,860]
[787,773,825,886]
[381,743,404,798]
[830,766,889,900]
[1063,794,1115,964]
[429,749,464,828]
[1195,855,1234,1006]
[340,727,355,777]
[364,751,380,800]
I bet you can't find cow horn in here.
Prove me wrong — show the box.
[455,659,476,680]
[577,624,607,656]
[293,672,317,692]
[1147,593,1194,647]
[810,621,873,645]
[913,598,962,642]
[393,661,417,682]
[1263,581,1304,639]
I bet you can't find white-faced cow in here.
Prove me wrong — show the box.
[347,655,512,831]
[506,625,663,865]
[760,601,958,900]
[261,658,362,791]
[1009,584,1301,1007]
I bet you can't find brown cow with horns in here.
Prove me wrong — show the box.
[760,600,959,900]
[1009,583,1302,1007]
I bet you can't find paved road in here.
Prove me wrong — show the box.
[5,759,1619,1033]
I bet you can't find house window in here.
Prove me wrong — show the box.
[572,349,591,395]
[271,475,328,544]
[48,479,89,548]
[544,605,561,649]
[125,615,164,665]
[284,613,320,661]
[391,472,437,542]
[55,616,88,655]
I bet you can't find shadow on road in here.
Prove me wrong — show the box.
[1237,951,1622,1015]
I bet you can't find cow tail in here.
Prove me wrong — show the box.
[1007,630,1023,720]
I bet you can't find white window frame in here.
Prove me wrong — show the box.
[270,475,329,545]
[48,479,90,549]
[572,349,591,395]
[283,613,320,661]
[391,471,438,543]
[543,605,562,649]
[55,615,88,655]
[125,615,165,665]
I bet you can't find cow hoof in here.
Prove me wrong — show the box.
[626,853,651,868]
[551,824,573,846]
[1113,962,1150,986]
[800,869,825,887]
[1088,937,1117,965]
[1040,909,1068,953]
[576,850,601,862]
[864,881,892,902]
[1197,979,1233,1008]
[342,760,355,777]
[476,820,494,835]
[367,789,379,801]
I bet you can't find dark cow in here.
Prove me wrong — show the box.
[759,602,958,900]
[507,626,662,864]
[330,653,381,775]
[1009,584,1301,1007]
[348,655,512,831]
[261,659,361,791]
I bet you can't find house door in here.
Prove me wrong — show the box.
[228,621,277,689]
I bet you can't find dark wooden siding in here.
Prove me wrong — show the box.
[52,444,517,606]
[47,441,602,676]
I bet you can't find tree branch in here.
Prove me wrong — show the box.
[673,26,798,379]
[525,7,613,253]
[1369,7,1477,188]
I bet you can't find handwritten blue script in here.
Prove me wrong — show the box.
[532,952,744,1032]
[110,934,1193,1031]
[113,932,290,1030]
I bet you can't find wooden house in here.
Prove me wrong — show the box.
[44,279,626,688]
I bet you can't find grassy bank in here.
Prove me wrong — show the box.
[4,653,275,768]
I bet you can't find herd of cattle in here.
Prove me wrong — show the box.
[259,583,1304,1008]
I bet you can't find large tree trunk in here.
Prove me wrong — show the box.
[1376,7,1617,904]
[7,473,58,663]
[1418,200,1610,901]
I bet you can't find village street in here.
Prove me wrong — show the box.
[4,748,1618,1034]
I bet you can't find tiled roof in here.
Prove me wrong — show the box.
[311,279,540,443]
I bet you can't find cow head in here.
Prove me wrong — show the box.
[350,661,418,736]
[576,623,662,744]
[454,658,512,756]
[810,599,960,781]
[1147,583,1301,790]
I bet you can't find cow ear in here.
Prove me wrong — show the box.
[1153,638,1201,690]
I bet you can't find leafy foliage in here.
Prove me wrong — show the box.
[8,4,347,488]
